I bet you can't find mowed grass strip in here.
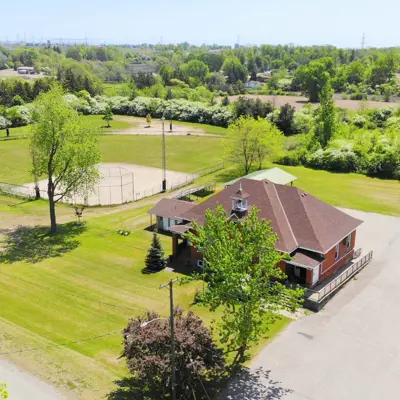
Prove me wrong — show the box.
[0,211,203,397]
[276,165,400,216]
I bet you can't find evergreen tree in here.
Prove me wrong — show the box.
[166,87,173,100]
[145,233,166,270]
[315,79,336,148]
[221,95,230,106]
[276,103,296,135]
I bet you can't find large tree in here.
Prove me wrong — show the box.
[314,79,337,148]
[295,57,335,102]
[225,116,284,174]
[185,206,304,362]
[222,56,248,84]
[30,87,101,233]
[121,308,225,399]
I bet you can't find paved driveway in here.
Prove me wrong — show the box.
[0,360,67,400]
[222,209,400,400]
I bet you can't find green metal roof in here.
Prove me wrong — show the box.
[225,167,297,186]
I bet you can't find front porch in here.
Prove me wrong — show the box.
[304,250,373,310]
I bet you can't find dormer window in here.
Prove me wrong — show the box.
[233,198,248,211]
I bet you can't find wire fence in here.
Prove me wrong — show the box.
[0,161,225,206]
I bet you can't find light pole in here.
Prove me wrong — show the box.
[161,116,167,192]
[160,278,179,400]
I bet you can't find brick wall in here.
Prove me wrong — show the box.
[319,230,356,282]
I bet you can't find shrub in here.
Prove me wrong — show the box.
[6,105,32,127]
[86,96,235,127]
[0,116,11,130]
[307,147,361,172]
[352,114,367,128]
[369,107,394,128]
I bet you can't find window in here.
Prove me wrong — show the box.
[346,233,351,249]
[335,243,340,260]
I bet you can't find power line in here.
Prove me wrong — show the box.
[1,272,142,313]
[0,330,120,356]
[181,347,211,400]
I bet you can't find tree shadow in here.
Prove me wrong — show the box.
[0,222,87,264]
[216,168,244,184]
[107,377,160,400]
[219,367,293,400]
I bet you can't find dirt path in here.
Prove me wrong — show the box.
[224,94,400,110]
[109,116,221,137]
[0,177,207,230]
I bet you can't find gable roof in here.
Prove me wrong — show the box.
[179,178,363,254]
[225,167,297,186]
[149,198,195,220]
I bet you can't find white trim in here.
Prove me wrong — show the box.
[285,260,318,271]
[324,230,356,253]
[321,248,354,275]
[287,229,356,255]
[334,243,340,260]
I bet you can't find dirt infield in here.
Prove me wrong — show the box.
[223,94,400,110]
[110,116,217,136]
[18,163,195,206]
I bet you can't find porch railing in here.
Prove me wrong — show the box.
[306,250,373,303]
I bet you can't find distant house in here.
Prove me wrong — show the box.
[149,178,363,288]
[17,66,35,75]
[245,80,264,88]
[256,71,272,82]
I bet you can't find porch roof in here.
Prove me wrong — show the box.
[289,249,325,268]
[169,224,191,234]
[148,198,195,220]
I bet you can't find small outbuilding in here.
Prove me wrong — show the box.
[224,167,297,187]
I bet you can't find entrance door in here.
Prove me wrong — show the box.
[312,265,320,286]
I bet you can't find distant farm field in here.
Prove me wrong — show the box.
[223,94,400,110]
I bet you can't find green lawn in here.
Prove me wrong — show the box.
[277,165,400,216]
[0,197,289,398]
[172,120,229,135]
[99,135,225,173]
[0,139,31,183]
[84,114,135,131]
[1,128,399,398]
[0,125,31,141]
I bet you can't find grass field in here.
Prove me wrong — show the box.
[0,134,225,184]
[84,114,134,130]
[1,119,399,398]
[0,196,290,398]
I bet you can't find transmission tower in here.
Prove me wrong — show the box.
[361,32,365,49]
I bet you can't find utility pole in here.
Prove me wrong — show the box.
[161,117,167,192]
[160,278,179,400]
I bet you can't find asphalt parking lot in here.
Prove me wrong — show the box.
[223,208,400,400]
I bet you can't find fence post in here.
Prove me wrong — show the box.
[120,175,123,203]
[132,172,135,201]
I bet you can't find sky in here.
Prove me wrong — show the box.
[1,0,399,48]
